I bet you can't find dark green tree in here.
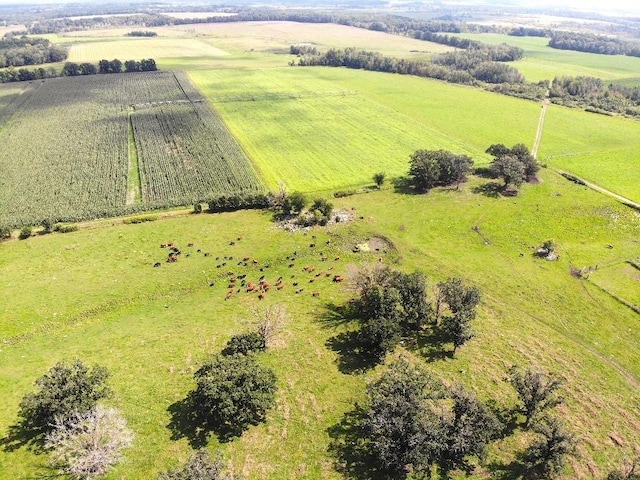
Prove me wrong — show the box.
[373,172,386,188]
[191,354,277,439]
[78,62,97,75]
[525,416,577,477]
[18,359,112,434]
[508,366,564,428]
[61,62,79,76]
[441,311,475,355]
[0,225,11,240]
[409,149,473,192]
[437,277,481,322]
[362,357,446,474]
[282,191,306,215]
[98,59,110,74]
[491,154,526,188]
[439,386,502,474]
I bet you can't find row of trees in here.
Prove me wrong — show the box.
[549,75,640,118]
[294,46,525,86]
[0,35,67,67]
[0,58,157,83]
[334,357,576,478]
[549,31,640,58]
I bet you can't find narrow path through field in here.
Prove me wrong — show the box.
[126,112,142,205]
[532,98,549,159]
[554,169,640,209]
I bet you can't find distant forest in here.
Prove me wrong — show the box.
[0,36,67,67]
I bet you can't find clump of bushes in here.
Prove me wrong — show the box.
[19,226,32,239]
[54,223,79,233]
[123,215,158,224]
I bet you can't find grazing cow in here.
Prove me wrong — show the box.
[309,243,315,248]
[315,272,323,277]
[326,240,331,245]
[309,278,315,283]
[289,263,295,268]
[333,275,344,283]
[325,273,331,277]
[243,257,250,261]
[229,241,235,246]
[197,249,201,253]
[209,282,215,287]
[258,293,265,300]
[334,257,340,261]
[204,252,211,257]
[187,243,194,247]
[153,262,161,267]
[246,282,257,292]
[253,259,259,264]
[320,257,328,262]
[276,284,284,290]
[160,244,167,248]
[312,291,320,297]
[237,236,242,241]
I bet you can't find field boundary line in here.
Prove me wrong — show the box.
[554,168,640,209]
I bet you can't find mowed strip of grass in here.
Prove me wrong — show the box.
[538,103,640,202]
[191,66,540,192]
[1,169,639,478]
[457,33,640,85]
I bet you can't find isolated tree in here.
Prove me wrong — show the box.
[281,191,306,216]
[439,386,502,474]
[525,416,577,477]
[253,305,286,349]
[159,450,240,480]
[441,311,475,355]
[19,226,32,240]
[437,277,481,323]
[409,150,442,192]
[46,405,133,480]
[508,366,564,428]
[373,172,386,188]
[510,143,539,177]
[191,354,277,439]
[0,225,11,240]
[362,357,445,474]
[409,149,473,192]
[18,359,112,434]
[491,154,526,188]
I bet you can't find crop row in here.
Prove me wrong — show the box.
[0,72,265,228]
[132,101,263,205]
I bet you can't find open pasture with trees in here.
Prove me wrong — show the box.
[0,71,263,228]
[1,169,639,479]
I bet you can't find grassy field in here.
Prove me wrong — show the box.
[190,67,540,192]
[1,169,639,479]
[538,103,640,202]
[458,33,640,85]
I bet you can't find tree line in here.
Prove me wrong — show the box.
[0,35,67,67]
[0,57,157,83]
[549,31,640,58]
[550,75,640,118]
[293,46,525,86]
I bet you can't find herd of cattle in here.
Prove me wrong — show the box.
[153,236,346,301]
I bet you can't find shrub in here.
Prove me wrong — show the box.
[191,354,277,439]
[159,450,239,480]
[54,224,79,233]
[282,191,306,215]
[0,225,11,240]
[41,218,54,234]
[19,226,32,239]
[18,359,112,434]
[46,406,133,480]
[373,172,386,188]
[222,332,266,356]
[193,203,203,214]
[123,215,158,224]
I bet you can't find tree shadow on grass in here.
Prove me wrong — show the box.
[472,182,503,198]
[1,421,47,454]
[326,331,381,375]
[166,394,211,449]
[391,177,415,195]
[486,399,520,438]
[407,325,453,363]
[327,405,389,480]
[317,301,359,329]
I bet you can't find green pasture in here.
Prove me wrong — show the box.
[1,169,639,479]
[191,66,540,192]
[458,33,640,85]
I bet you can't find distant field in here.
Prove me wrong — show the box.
[163,12,238,19]
[169,21,453,58]
[0,72,262,227]
[458,33,640,85]
[67,37,229,62]
[191,66,540,191]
